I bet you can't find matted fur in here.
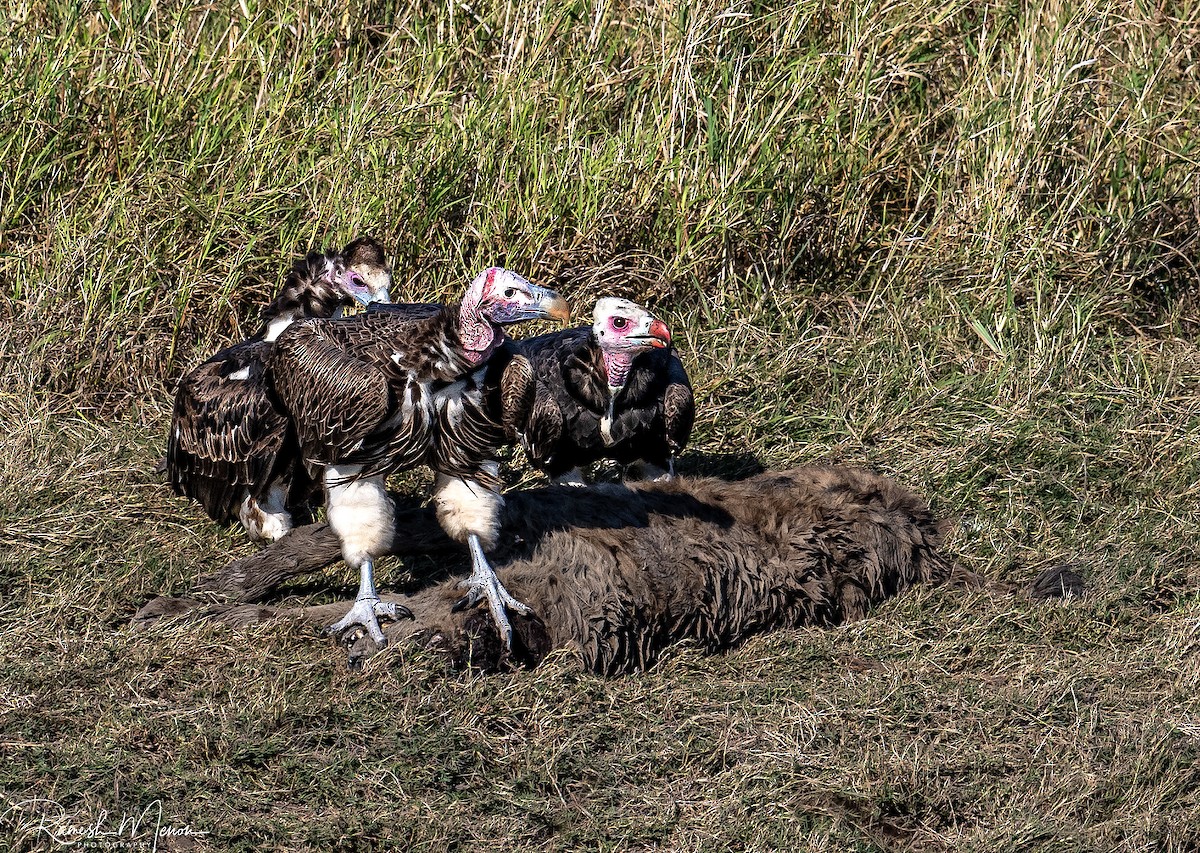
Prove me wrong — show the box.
[133,465,1038,676]
[412,466,971,673]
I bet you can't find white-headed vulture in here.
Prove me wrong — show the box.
[500,297,695,484]
[165,238,392,543]
[266,268,570,648]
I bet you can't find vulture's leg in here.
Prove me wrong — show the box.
[433,472,530,649]
[238,481,293,545]
[551,468,588,487]
[453,533,532,646]
[324,467,411,646]
[327,558,410,645]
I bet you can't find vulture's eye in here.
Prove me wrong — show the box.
[611,317,629,330]
[503,288,517,299]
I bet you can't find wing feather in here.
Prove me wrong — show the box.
[268,320,394,466]
[662,350,695,455]
[499,354,535,441]
[165,341,291,522]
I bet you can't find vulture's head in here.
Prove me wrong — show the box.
[335,237,392,306]
[467,268,570,327]
[592,298,671,354]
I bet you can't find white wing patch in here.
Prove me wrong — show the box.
[263,315,295,342]
[228,366,251,381]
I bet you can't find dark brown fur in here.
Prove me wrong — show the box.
[131,466,1076,675]
[410,467,972,673]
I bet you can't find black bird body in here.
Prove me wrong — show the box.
[506,325,694,480]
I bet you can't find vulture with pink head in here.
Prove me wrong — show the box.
[266,267,570,650]
[499,297,695,484]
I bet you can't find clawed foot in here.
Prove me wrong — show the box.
[327,596,413,648]
[452,572,531,650]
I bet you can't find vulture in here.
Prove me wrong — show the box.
[165,238,392,543]
[266,267,569,649]
[501,297,695,484]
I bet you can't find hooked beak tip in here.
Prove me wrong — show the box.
[542,294,570,324]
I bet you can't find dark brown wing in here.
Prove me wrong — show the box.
[165,340,292,523]
[662,350,695,455]
[499,353,535,441]
[368,301,444,320]
[508,327,602,474]
[268,320,395,467]
[268,315,443,476]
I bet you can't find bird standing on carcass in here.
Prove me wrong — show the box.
[165,238,393,543]
[501,297,694,484]
[266,267,570,649]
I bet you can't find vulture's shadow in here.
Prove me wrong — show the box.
[260,478,740,603]
[672,449,765,480]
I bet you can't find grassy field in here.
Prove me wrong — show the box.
[2,0,1200,849]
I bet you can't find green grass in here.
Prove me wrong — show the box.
[2,0,1200,849]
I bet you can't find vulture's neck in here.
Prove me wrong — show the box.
[458,301,504,366]
[598,346,637,395]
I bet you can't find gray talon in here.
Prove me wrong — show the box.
[457,534,531,650]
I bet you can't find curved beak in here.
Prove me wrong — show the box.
[627,316,672,348]
[647,318,671,347]
[530,285,570,324]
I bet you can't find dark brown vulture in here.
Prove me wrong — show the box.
[266,267,569,648]
[165,238,393,542]
[500,297,695,484]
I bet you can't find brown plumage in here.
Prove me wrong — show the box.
[268,306,505,484]
[165,238,392,541]
[266,267,571,648]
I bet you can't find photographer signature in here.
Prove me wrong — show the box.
[1,797,207,850]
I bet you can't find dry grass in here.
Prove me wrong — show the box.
[2,0,1200,849]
